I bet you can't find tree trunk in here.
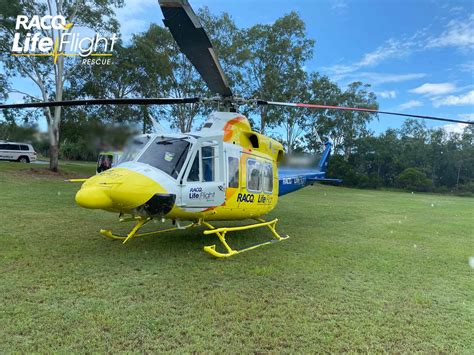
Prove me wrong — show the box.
[142,106,150,134]
[49,143,59,172]
[178,108,186,133]
[49,55,64,172]
[48,119,60,171]
[343,147,351,162]
[456,160,462,190]
[185,110,193,132]
[286,125,293,154]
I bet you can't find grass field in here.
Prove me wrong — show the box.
[0,161,473,352]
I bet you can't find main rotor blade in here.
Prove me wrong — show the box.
[0,97,200,109]
[257,100,473,125]
[159,0,233,98]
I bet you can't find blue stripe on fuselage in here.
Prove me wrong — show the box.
[278,168,326,196]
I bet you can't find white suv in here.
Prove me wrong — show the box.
[0,141,37,163]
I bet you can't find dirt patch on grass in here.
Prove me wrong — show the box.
[26,167,77,178]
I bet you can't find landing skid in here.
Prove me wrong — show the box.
[99,216,289,257]
[100,217,198,243]
[202,218,289,258]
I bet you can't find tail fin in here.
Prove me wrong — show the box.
[317,142,332,172]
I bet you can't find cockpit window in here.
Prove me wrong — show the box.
[97,154,113,173]
[138,137,190,178]
[119,136,150,164]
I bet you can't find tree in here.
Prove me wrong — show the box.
[372,129,402,186]
[0,0,123,171]
[324,82,377,160]
[0,73,8,102]
[0,119,38,142]
[129,26,174,133]
[123,9,242,134]
[50,7,243,137]
[456,125,474,189]
[197,7,243,92]
[267,72,311,153]
[163,8,243,132]
[64,31,172,134]
[304,76,378,160]
[396,168,433,192]
[303,73,342,152]
[240,12,314,134]
[398,119,429,171]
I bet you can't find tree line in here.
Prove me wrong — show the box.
[327,121,474,195]
[0,1,472,194]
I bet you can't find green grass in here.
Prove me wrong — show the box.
[0,161,473,352]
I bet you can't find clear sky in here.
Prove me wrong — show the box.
[5,0,474,135]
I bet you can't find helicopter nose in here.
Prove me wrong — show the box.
[75,187,113,209]
[75,168,168,212]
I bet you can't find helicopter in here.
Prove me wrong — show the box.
[1,0,472,257]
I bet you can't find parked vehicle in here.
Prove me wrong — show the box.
[0,141,37,163]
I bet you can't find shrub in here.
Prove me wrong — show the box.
[327,155,359,186]
[368,172,382,189]
[59,139,97,161]
[455,181,474,196]
[396,168,433,192]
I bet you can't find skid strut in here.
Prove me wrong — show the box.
[100,217,197,244]
[202,218,289,258]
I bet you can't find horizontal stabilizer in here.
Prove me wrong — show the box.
[307,177,343,184]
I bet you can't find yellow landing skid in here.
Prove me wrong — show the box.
[99,216,288,258]
[100,217,197,243]
[202,218,289,258]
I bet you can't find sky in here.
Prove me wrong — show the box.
[4,0,474,135]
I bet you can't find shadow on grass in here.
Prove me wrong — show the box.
[64,216,288,263]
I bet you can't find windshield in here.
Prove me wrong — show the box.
[97,154,113,173]
[138,137,190,178]
[119,136,151,164]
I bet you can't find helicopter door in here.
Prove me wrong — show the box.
[180,137,225,209]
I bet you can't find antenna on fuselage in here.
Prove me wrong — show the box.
[151,116,165,134]
[313,127,323,147]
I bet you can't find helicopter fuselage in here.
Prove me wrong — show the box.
[75,112,284,222]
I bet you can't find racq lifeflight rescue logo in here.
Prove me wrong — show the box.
[11,15,118,65]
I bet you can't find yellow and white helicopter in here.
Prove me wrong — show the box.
[2,0,472,257]
[76,111,288,258]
